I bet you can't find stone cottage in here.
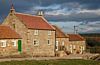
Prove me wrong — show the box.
[68,34,86,54]
[2,6,56,57]
[0,25,21,56]
[53,25,69,56]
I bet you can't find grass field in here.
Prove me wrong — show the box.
[0,59,99,65]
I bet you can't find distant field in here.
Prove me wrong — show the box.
[0,59,99,65]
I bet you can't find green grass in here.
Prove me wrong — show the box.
[0,59,99,65]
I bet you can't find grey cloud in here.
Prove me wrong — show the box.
[1,0,100,22]
[12,0,100,9]
[45,12,100,22]
[38,0,100,10]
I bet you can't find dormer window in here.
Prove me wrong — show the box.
[34,30,39,35]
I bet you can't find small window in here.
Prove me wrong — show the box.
[48,40,50,45]
[47,39,51,45]
[56,41,59,46]
[62,41,64,46]
[48,31,52,35]
[33,39,39,46]
[73,45,76,49]
[0,40,7,47]
[34,30,38,35]
[83,46,85,50]
[56,41,59,51]
[13,24,15,29]
[12,40,17,47]
[70,45,72,48]
[70,44,73,53]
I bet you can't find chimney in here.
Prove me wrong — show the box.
[10,4,15,15]
[10,4,15,13]
[37,10,44,16]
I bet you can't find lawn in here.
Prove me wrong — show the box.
[0,59,99,65]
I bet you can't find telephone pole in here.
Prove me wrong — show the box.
[74,25,78,34]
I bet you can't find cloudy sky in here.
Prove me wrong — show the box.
[0,0,100,33]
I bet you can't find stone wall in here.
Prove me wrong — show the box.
[2,13,28,54]
[69,41,86,54]
[56,38,69,51]
[27,29,56,57]
[0,39,20,56]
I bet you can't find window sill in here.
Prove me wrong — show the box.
[1,46,6,48]
[48,44,51,45]
[48,34,52,36]
[34,44,39,46]
[34,34,38,36]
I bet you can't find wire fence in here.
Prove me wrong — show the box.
[86,47,100,53]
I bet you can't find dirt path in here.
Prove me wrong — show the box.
[0,54,99,62]
[0,56,83,62]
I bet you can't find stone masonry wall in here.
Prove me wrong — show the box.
[0,39,20,56]
[56,38,69,51]
[2,13,29,54]
[27,29,56,57]
[69,41,86,54]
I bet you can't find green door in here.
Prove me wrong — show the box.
[18,40,22,52]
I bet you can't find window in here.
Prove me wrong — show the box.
[13,24,15,29]
[73,45,76,49]
[80,46,83,54]
[34,30,38,35]
[62,41,64,46]
[48,39,50,45]
[33,39,39,46]
[70,44,73,53]
[0,40,7,47]
[56,41,59,51]
[83,46,85,50]
[48,31,52,35]
[12,40,17,46]
[47,39,51,45]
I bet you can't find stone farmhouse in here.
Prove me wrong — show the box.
[0,5,86,57]
[2,6,56,57]
[0,25,21,56]
[53,25,70,56]
[68,34,86,54]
